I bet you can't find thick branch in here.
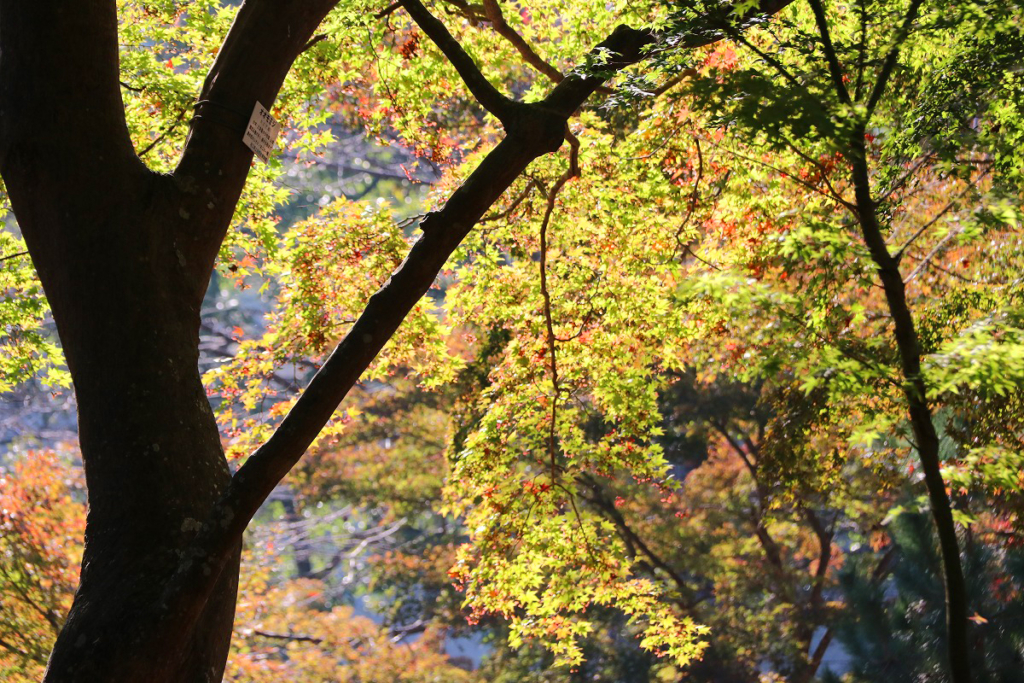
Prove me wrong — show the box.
[0,0,138,178]
[543,0,799,118]
[172,0,341,279]
[0,0,146,271]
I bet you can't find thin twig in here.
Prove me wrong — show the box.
[375,1,402,19]
[877,152,936,203]
[673,134,705,258]
[894,166,990,263]
[480,179,538,223]
[0,250,29,263]
[779,134,851,207]
[903,227,964,284]
[706,138,855,210]
[538,128,580,479]
[138,107,188,159]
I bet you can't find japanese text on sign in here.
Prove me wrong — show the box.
[242,101,280,164]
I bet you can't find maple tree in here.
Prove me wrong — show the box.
[1,0,1023,681]
[0,0,801,680]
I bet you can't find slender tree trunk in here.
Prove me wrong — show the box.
[849,128,972,683]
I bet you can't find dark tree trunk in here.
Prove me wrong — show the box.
[3,106,243,681]
[1,1,236,678]
[849,128,971,683]
[26,177,243,680]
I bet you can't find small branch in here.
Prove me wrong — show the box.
[0,635,38,663]
[681,244,721,270]
[480,178,538,223]
[375,1,403,19]
[852,0,868,100]
[542,0,800,118]
[652,68,697,97]
[806,627,834,677]
[903,248,980,284]
[712,419,758,477]
[865,0,923,117]
[903,226,964,284]
[707,138,855,210]
[727,29,808,97]
[137,106,188,159]
[388,618,427,642]
[251,629,324,644]
[673,134,704,258]
[878,152,936,203]
[581,477,693,600]
[871,545,898,584]
[301,33,328,53]
[802,507,834,610]
[400,0,515,123]
[894,166,990,263]
[807,0,851,105]
[0,250,29,263]
[481,0,562,84]
[538,128,580,478]
[779,134,851,207]
[778,308,902,390]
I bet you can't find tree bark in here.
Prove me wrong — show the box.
[849,128,972,683]
[0,0,334,679]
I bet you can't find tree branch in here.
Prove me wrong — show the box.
[482,0,561,82]
[865,0,923,117]
[172,0,342,278]
[400,0,515,124]
[0,0,147,269]
[0,250,29,263]
[539,129,580,479]
[581,477,694,601]
[251,629,324,644]
[807,0,851,105]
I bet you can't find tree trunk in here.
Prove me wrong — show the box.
[849,129,972,683]
[1,2,236,678]
[9,166,241,679]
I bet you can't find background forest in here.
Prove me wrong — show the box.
[2,0,1024,681]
